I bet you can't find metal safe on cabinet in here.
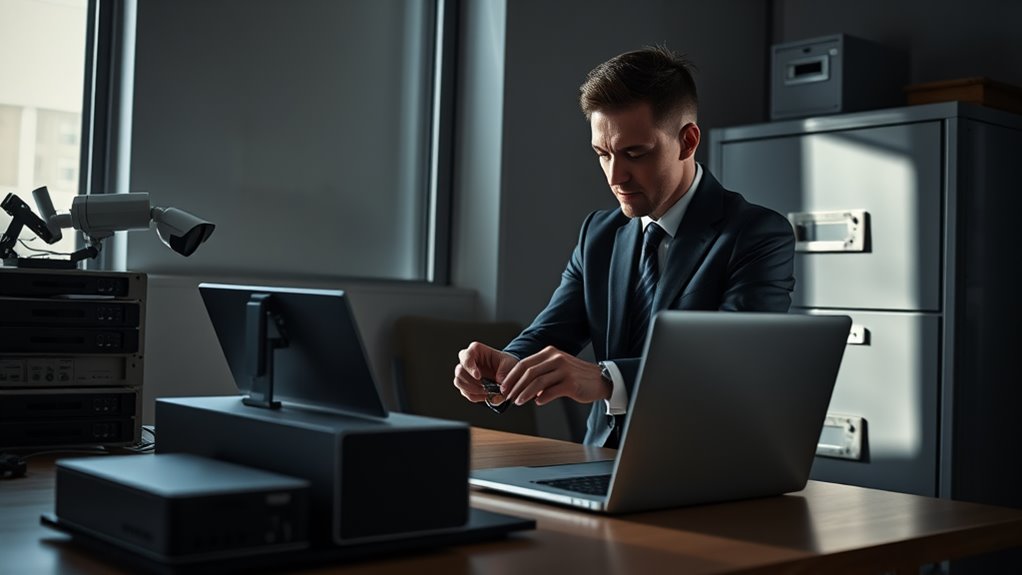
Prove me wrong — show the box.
[710,102,1022,509]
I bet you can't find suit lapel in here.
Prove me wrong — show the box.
[653,172,725,312]
[607,218,641,356]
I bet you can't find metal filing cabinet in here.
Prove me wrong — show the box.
[710,102,1022,509]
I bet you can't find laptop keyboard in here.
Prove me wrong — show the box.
[535,474,611,496]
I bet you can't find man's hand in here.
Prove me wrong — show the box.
[454,342,518,403]
[501,346,610,406]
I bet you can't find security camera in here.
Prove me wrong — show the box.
[47,191,215,257]
[1,187,215,267]
[152,207,215,257]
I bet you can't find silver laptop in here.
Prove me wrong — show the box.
[469,311,852,513]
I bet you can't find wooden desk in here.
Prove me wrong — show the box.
[2,429,1021,574]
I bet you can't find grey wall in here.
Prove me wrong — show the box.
[774,0,1022,86]
[451,0,506,320]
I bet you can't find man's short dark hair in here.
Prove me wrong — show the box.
[579,45,698,125]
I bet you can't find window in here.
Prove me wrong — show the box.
[57,158,79,186]
[36,109,83,216]
[0,0,88,258]
[0,106,20,188]
[59,121,79,146]
[125,0,453,281]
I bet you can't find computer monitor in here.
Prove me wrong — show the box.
[198,283,388,419]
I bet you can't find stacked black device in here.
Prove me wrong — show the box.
[0,267,146,449]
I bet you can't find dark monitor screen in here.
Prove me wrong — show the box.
[198,282,388,419]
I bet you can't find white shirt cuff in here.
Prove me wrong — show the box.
[601,361,628,415]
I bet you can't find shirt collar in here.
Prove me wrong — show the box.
[641,162,702,238]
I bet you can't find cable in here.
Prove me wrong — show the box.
[1,448,108,480]
[0,427,158,479]
[120,426,157,453]
[17,238,72,256]
[19,448,110,460]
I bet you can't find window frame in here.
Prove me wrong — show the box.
[79,0,129,269]
[426,0,458,284]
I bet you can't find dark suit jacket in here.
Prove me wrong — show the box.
[503,169,795,447]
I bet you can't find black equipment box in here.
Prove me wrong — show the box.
[0,326,140,354]
[771,34,908,120]
[0,267,145,448]
[0,415,134,447]
[0,297,141,326]
[0,387,138,447]
[0,388,136,418]
[0,267,144,298]
[56,454,310,562]
[155,396,469,545]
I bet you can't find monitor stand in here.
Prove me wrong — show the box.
[242,292,288,409]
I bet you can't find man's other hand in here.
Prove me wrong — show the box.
[502,346,611,406]
[454,342,518,403]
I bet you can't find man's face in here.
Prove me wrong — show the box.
[590,102,696,219]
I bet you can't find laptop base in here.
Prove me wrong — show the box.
[471,460,614,512]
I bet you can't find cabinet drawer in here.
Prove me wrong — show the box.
[804,309,939,496]
[720,122,943,311]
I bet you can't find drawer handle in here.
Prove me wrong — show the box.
[847,324,869,345]
[816,414,865,461]
[788,209,868,253]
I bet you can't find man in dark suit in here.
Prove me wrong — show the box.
[454,46,795,447]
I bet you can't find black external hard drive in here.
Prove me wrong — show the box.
[55,453,310,563]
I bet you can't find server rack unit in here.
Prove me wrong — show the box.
[0,267,146,449]
[710,102,1022,508]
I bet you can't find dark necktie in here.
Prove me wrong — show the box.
[629,222,666,355]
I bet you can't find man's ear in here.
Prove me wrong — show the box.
[678,122,701,161]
